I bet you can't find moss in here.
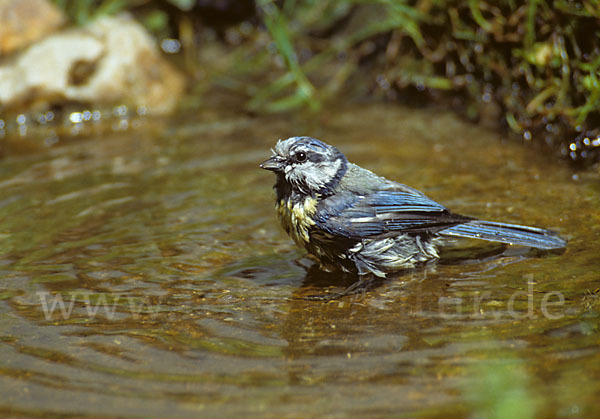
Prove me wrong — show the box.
[239,0,600,167]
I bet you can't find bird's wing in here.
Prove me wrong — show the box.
[316,190,471,239]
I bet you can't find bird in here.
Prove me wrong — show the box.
[260,136,566,277]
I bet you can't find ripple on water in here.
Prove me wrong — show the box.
[0,104,598,417]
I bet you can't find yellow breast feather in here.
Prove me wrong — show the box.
[276,197,317,245]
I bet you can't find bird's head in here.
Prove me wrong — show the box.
[260,136,348,196]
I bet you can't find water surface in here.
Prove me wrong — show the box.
[0,104,598,417]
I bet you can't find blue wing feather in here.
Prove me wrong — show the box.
[313,189,566,249]
[316,190,468,239]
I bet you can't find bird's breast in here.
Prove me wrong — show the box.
[276,196,318,246]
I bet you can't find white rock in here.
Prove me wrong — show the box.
[0,14,186,115]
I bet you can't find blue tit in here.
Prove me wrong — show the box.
[260,136,566,277]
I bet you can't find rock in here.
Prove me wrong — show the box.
[0,14,186,115]
[0,0,65,55]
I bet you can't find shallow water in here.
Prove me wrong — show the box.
[0,103,599,417]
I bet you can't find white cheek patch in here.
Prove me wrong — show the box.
[296,158,342,190]
[284,155,344,193]
[320,158,342,181]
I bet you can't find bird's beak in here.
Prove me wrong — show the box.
[260,156,285,172]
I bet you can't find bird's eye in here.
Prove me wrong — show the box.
[295,151,307,162]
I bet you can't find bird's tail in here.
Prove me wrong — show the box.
[440,220,566,250]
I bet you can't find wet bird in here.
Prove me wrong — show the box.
[260,136,566,277]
